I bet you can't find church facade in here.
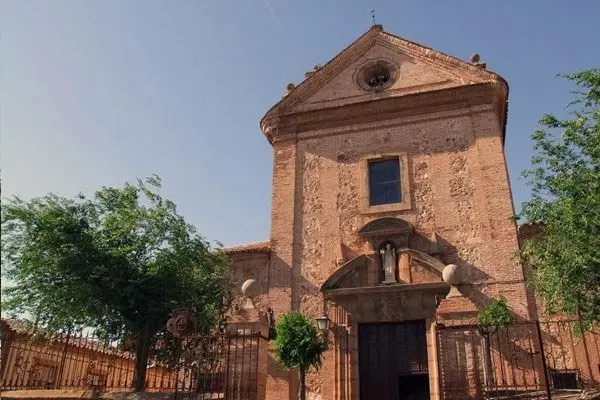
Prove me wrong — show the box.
[225,25,534,400]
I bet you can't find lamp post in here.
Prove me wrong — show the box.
[315,314,330,350]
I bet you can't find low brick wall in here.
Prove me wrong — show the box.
[0,390,204,400]
[1,390,93,400]
[3,388,600,399]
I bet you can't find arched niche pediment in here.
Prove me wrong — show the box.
[358,217,413,238]
[321,254,369,291]
[397,248,445,285]
[402,248,445,275]
[359,217,413,251]
[321,218,448,295]
[320,249,446,294]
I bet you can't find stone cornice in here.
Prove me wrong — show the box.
[265,82,505,143]
[378,32,506,84]
[323,281,450,299]
[297,104,495,143]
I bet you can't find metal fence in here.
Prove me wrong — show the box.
[1,322,268,399]
[4,318,599,399]
[436,319,600,400]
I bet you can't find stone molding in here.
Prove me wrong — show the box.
[358,153,412,214]
[357,217,413,237]
[266,82,505,143]
[294,103,495,143]
[320,254,368,291]
[324,281,449,299]
[320,247,446,293]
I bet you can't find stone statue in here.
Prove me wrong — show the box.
[380,243,397,284]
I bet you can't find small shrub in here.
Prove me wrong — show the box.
[477,297,514,332]
[275,311,325,371]
[274,311,327,400]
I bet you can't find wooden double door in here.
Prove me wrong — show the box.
[358,320,430,400]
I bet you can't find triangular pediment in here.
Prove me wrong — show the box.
[261,25,506,126]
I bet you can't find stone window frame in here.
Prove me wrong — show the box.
[359,153,411,214]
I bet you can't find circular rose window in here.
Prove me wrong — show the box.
[356,60,398,91]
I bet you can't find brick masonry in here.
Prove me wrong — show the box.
[226,25,534,400]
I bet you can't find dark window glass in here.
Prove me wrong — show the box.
[368,159,401,206]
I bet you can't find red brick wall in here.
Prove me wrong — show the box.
[226,251,270,320]
[264,101,529,398]
[249,31,527,400]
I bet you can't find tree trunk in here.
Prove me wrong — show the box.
[298,368,306,400]
[56,330,71,388]
[133,326,152,392]
[482,333,494,389]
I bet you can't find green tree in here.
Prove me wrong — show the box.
[1,176,232,391]
[477,297,515,388]
[520,69,600,327]
[274,311,326,400]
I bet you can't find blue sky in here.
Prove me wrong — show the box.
[2,0,599,247]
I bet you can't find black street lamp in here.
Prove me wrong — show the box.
[315,314,330,349]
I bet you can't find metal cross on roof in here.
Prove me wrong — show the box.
[371,9,376,25]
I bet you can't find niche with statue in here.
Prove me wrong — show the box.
[321,217,450,292]
[379,240,398,284]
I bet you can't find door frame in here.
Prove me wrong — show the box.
[356,319,438,399]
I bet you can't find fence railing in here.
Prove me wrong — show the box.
[3,318,598,399]
[436,319,600,400]
[1,321,268,399]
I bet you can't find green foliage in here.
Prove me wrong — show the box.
[477,297,514,331]
[520,69,600,327]
[274,311,326,373]
[1,175,233,388]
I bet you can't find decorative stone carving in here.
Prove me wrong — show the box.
[282,83,295,98]
[442,264,460,284]
[242,279,260,297]
[442,264,464,297]
[470,53,487,69]
[241,279,261,309]
[166,308,197,338]
[380,243,398,284]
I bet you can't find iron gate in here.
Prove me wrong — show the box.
[436,320,600,399]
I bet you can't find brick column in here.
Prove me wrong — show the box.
[265,138,298,400]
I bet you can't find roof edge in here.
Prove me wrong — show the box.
[223,240,271,255]
[260,25,383,134]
